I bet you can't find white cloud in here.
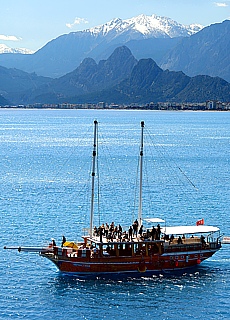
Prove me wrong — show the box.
[0,34,21,41]
[214,2,228,7]
[66,17,89,29]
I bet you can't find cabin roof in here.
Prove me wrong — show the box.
[161,225,220,235]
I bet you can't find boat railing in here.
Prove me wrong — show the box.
[163,239,221,253]
[164,243,202,253]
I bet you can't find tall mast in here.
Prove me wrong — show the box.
[90,120,98,238]
[138,121,144,227]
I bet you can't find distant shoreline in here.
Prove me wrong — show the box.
[1,103,230,111]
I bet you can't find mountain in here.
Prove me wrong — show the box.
[160,20,230,82]
[19,46,137,103]
[86,14,202,38]
[68,59,230,104]
[15,46,230,105]
[0,94,10,106]
[0,66,51,103]
[0,14,203,78]
[0,44,34,54]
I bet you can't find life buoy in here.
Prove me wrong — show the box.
[197,258,201,264]
[138,261,146,273]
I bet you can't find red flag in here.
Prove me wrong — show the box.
[196,219,204,226]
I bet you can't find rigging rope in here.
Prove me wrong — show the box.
[145,127,198,191]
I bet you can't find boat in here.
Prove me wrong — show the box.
[4,120,222,277]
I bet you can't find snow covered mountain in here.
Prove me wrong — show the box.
[0,44,34,54]
[0,13,203,77]
[87,14,203,38]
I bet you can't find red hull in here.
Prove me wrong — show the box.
[42,247,220,276]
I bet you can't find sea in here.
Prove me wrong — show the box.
[0,109,229,319]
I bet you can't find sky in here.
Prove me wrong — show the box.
[0,0,230,52]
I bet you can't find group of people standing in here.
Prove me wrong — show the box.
[93,222,123,240]
[150,224,161,240]
[128,219,144,240]
[93,219,162,242]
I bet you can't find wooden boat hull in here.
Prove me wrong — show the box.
[41,247,220,276]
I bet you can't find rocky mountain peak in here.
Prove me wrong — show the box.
[86,14,203,39]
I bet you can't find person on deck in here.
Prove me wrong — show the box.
[133,219,138,237]
[177,236,183,244]
[139,225,143,236]
[151,226,156,240]
[169,234,174,244]
[93,226,98,236]
[104,223,109,237]
[61,235,66,247]
[118,224,122,239]
[128,226,133,240]
[156,224,161,240]
[200,235,206,247]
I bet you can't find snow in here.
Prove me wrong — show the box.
[0,44,34,54]
[86,14,204,39]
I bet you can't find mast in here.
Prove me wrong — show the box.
[138,121,144,228]
[90,120,98,238]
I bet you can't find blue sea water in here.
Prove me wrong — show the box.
[0,109,229,319]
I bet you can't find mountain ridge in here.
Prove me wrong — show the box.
[0,13,203,78]
[9,46,229,105]
[160,20,230,82]
[86,14,203,38]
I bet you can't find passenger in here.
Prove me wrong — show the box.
[101,223,105,235]
[118,224,122,238]
[156,224,161,240]
[114,226,118,236]
[200,235,206,246]
[177,236,183,244]
[110,222,115,232]
[139,225,143,236]
[99,227,103,242]
[164,234,169,241]
[151,226,156,240]
[132,219,138,237]
[51,238,56,247]
[61,235,66,247]
[122,231,128,241]
[170,234,174,243]
[93,226,98,236]
[104,223,109,237]
[128,226,133,240]
[107,232,112,241]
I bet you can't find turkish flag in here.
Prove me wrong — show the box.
[196,219,204,226]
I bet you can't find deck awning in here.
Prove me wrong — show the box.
[161,225,220,235]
